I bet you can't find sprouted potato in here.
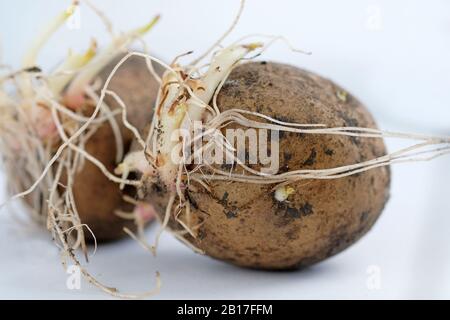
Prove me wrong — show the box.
[115,6,450,270]
[0,2,163,297]
[64,54,162,241]
[138,61,392,268]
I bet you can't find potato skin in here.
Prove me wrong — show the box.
[70,56,161,241]
[150,61,391,269]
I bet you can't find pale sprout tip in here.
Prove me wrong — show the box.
[137,14,161,35]
[275,186,295,202]
[65,3,78,17]
[243,42,264,51]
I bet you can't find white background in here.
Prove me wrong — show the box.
[0,0,449,299]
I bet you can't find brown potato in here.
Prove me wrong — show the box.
[16,55,161,242]
[12,55,161,240]
[149,61,391,269]
[68,55,161,241]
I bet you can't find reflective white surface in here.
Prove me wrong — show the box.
[0,0,449,299]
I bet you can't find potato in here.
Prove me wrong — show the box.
[17,55,161,241]
[67,55,161,241]
[148,61,391,269]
